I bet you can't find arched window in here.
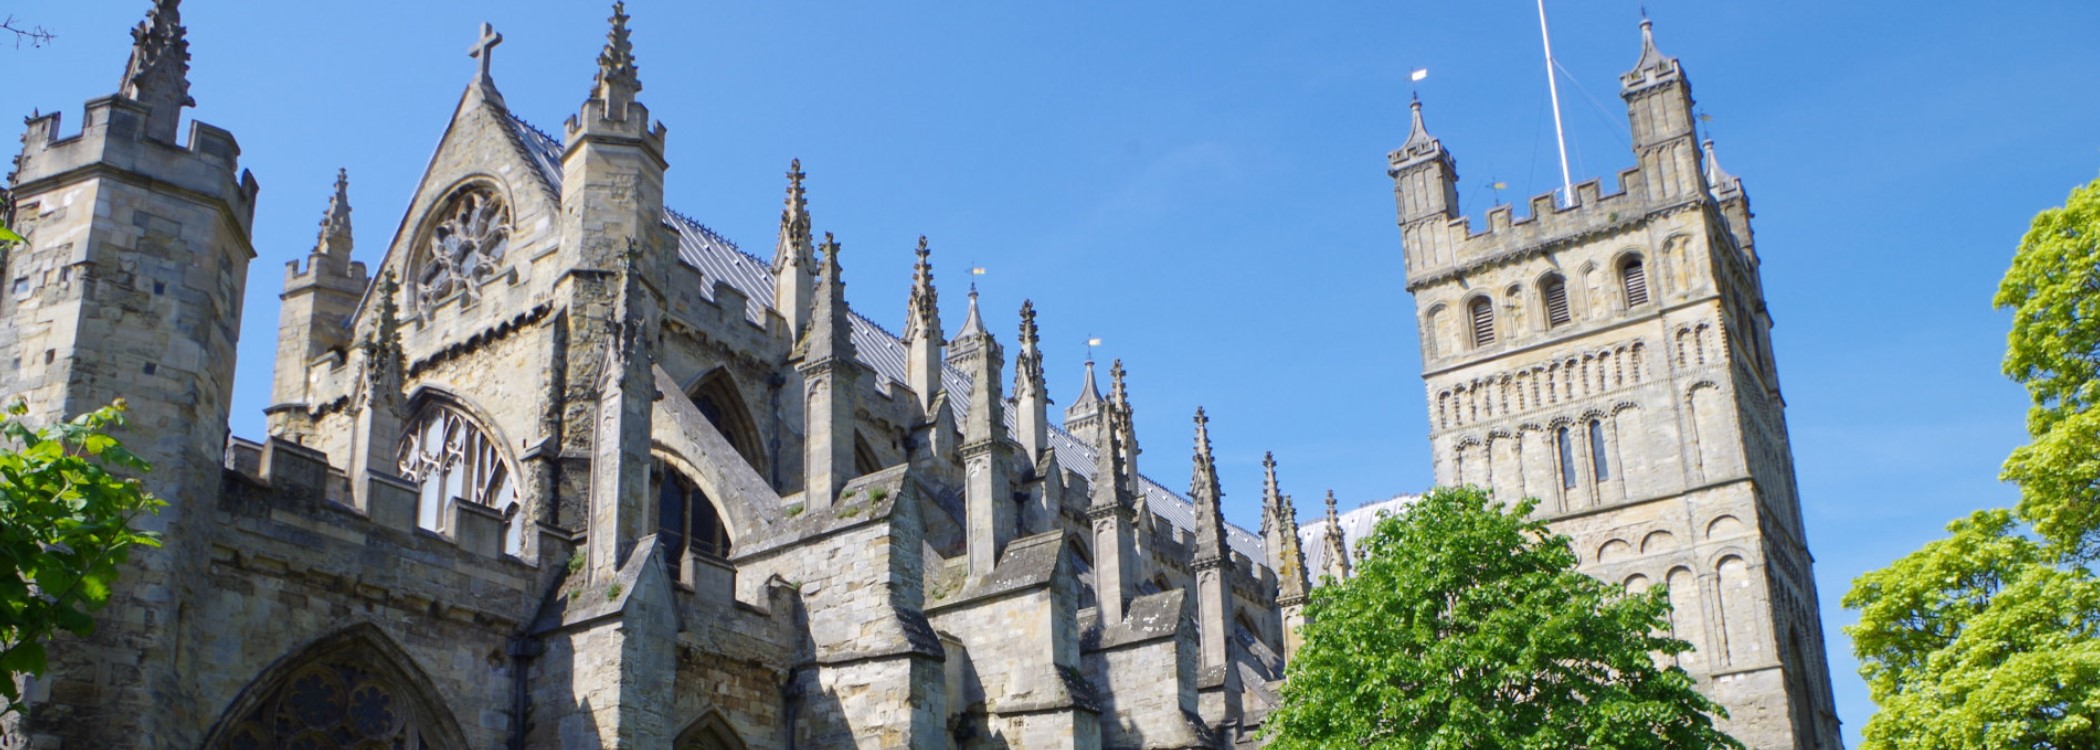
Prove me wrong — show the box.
[411,184,510,315]
[1467,296,1496,347]
[397,402,521,555]
[653,458,731,580]
[1589,420,1611,481]
[1621,256,1650,307]
[1557,426,1578,489]
[1540,274,1571,328]
[689,372,767,474]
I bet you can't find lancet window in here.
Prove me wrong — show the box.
[1468,296,1496,347]
[1541,274,1571,328]
[1621,256,1650,308]
[410,185,511,314]
[397,402,522,555]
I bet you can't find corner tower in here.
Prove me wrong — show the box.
[2,0,259,742]
[1390,21,1842,750]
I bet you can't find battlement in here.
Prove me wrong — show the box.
[1406,163,1707,290]
[14,96,259,234]
[223,435,527,564]
[283,253,369,294]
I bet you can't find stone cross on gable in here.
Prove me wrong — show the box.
[469,22,503,81]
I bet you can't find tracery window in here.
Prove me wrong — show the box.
[397,402,522,555]
[411,185,510,314]
[213,652,440,750]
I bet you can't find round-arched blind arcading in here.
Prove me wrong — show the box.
[1467,296,1496,347]
[396,402,523,556]
[1540,274,1571,328]
[1620,256,1650,308]
[410,184,511,316]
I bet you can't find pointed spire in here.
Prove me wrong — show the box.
[1260,452,1281,536]
[118,0,194,142]
[1013,300,1050,461]
[952,285,987,342]
[363,270,405,386]
[907,236,940,335]
[1322,490,1351,579]
[1190,408,1227,563]
[1704,140,1741,195]
[1400,95,1436,153]
[593,2,643,110]
[316,168,353,257]
[774,159,817,338]
[794,232,855,363]
[902,235,945,411]
[1071,359,1104,411]
[1622,17,1682,91]
[1089,404,1134,513]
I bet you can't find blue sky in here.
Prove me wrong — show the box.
[11,1,2100,744]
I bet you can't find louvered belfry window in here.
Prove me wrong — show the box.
[1542,275,1571,327]
[1622,258,1650,307]
[1468,297,1496,347]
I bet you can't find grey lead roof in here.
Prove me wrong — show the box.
[510,116,1266,563]
[1298,494,1419,581]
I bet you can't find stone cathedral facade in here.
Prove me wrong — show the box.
[1384,20,1845,750]
[2,3,1321,749]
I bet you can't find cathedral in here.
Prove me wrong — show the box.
[0,1,1841,748]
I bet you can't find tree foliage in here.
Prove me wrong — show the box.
[0,400,163,716]
[1997,177,2100,557]
[1263,486,1741,749]
[1840,177,2100,747]
[1844,510,2100,749]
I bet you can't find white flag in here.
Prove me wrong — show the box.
[1410,68,1429,82]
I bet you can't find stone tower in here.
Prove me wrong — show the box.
[2,0,259,742]
[1389,21,1843,749]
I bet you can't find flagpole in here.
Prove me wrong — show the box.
[1536,0,1575,207]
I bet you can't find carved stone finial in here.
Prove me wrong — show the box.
[119,0,194,142]
[317,168,353,257]
[1018,300,1039,350]
[906,235,939,339]
[593,2,642,105]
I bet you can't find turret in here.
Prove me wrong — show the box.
[902,236,944,412]
[2,0,257,739]
[1388,96,1460,276]
[773,159,817,339]
[268,170,369,436]
[1620,19,1705,203]
[560,2,668,272]
[1012,300,1050,462]
[796,233,864,508]
[951,288,1014,579]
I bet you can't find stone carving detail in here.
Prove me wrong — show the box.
[411,185,510,314]
[213,656,435,750]
[396,402,520,552]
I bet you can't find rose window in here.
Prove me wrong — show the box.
[411,186,510,313]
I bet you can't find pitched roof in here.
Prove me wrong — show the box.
[510,116,1266,564]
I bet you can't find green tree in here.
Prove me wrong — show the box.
[0,399,163,716]
[1263,486,1741,749]
[1844,509,2100,749]
[1997,177,2100,558]
[1840,177,2100,748]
